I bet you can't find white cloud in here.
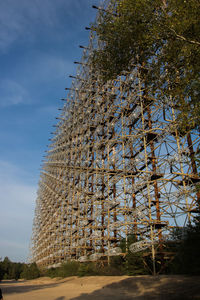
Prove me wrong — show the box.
[0,55,73,108]
[0,182,36,208]
[28,54,74,83]
[0,241,29,262]
[0,2,24,51]
[38,105,58,115]
[0,0,96,51]
[1,240,26,250]
[0,0,57,51]
[0,79,29,107]
[0,160,37,262]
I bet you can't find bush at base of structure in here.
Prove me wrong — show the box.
[166,215,200,275]
[123,252,149,276]
[46,261,80,278]
[44,255,148,278]
[45,260,124,278]
[59,261,80,277]
[77,261,124,277]
[20,263,40,280]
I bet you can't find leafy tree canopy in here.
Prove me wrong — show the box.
[92,0,200,131]
[168,214,200,274]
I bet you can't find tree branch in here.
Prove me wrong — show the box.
[169,27,200,46]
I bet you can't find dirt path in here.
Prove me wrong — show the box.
[1,275,200,300]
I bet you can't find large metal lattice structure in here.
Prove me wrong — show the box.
[31,0,200,271]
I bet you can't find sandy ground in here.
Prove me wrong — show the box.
[1,275,200,300]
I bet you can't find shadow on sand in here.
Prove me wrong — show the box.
[1,280,26,284]
[1,278,72,295]
[69,276,200,300]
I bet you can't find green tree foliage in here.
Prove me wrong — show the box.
[45,260,123,278]
[0,258,39,280]
[169,214,200,274]
[10,263,24,280]
[77,262,100,277]
[120,234,149,275]
[0,258,4,281]
[1,257,11,277]
[92,0,200,131]
[20,263,40,280]
[46,261,81,278]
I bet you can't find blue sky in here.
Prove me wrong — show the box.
[0,0,100,262]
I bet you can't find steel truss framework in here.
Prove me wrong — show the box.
[31,0,200,270]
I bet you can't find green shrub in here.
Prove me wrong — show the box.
[167,215,200,275]
[76,260,123,277]
[44,260,124,278]
[61,261,80,277]
[0,257,27,280]
[45,267,59,278]
[123,251,148,276]
[45,261,80,278]
[21,263,40,280]
[77,262,97,277]
[3,273,8,280]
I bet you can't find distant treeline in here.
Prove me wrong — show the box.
[1,215,199,280]
[0,258,40,280]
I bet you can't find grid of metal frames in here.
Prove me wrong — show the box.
[30,0,200,271]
